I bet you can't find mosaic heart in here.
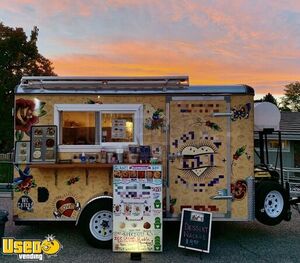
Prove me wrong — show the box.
[182,146,214,156]
[181,146,215,177]
[191,167,208,177]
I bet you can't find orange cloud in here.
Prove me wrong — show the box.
[51,40,298,95]
[2,0,299,97]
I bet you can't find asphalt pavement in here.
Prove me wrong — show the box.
[0,196,299,263]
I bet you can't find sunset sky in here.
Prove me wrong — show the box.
[1,0,300,97]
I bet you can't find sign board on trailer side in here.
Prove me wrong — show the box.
[113,164,163,252]
[178,209,212,253]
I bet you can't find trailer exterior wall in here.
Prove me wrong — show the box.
[13,88,254,222]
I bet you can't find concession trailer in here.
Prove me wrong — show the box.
[12,76,292,248]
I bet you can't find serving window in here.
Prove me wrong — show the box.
[54,104,143,152]
[101,112,134,143]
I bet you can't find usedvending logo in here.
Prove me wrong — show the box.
[2,234,62,261]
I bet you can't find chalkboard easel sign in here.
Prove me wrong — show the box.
[178,209,212,253]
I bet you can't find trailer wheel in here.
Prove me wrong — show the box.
[255,181,288,226]
[79,198,113,248]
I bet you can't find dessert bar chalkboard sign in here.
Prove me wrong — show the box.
[178,209,212,253]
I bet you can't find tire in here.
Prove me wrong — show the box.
[255,181,288,226]
[79,198,113,248]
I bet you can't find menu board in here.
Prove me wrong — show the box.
[112,119,126,139]
[15,141,30,164]
[178,209,212,253]
[113,164,162,252]
[30,125,57,163]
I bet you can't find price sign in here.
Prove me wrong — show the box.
[113,165,163,252]
[178,209,212,253]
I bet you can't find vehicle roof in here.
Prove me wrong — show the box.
[15,76,254,95]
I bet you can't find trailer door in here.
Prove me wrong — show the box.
[167,96,232,219]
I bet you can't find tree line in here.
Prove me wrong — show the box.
[0,22,55,153]
[257,83,300,111]
[0,22,299,153]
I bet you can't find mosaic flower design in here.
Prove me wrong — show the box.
[66,177,80,185]
[145,108,165,130]
[231,180,247,200]
[192,118,222,131]
[233,145,246,161]
[15,98,47,140]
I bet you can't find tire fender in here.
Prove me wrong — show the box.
[76,195,112,226]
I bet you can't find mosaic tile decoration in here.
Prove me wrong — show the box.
[193,182,205,192]
[194,205,219,212]
[177,103,220,114]
[175,175,188,186]
[214,142,222,148]
[168,96,253,217]
[207,175,225,187]
[172,131,195,148]
[175,140,221,179]
[172,128,223,150]
[198,133,223,149]
[182,151,214,170]
[180,205,219,212]
[175,174,224,191]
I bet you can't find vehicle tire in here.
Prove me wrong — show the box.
[255,181,288,226]
[79,198,113,248]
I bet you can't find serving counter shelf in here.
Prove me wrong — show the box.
[29,163,114,169]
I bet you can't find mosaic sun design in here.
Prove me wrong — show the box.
[177,142,218,179]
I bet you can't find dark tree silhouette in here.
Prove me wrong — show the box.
[0,23,56,152]
[280,82,300,112]
[262,93,278,106]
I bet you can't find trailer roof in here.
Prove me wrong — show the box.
[15,76,254,95]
